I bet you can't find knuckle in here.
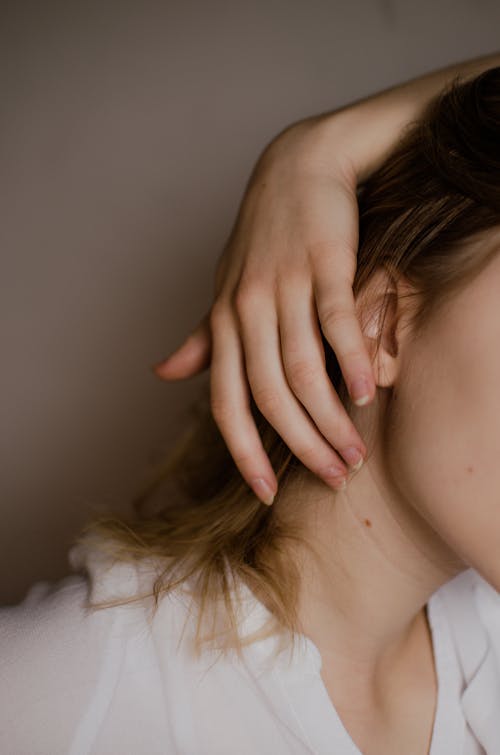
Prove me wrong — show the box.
[308,239,354,267]
[341,348,366,362]
[209,299,229,330]
[209,395,234,425]
[296,442,325,469]
[251,384,282,417]
[233,287,252,317]
[319,306,352,331]
[233,283,262,318]
[307,238,339,258]
[286,359,320,391]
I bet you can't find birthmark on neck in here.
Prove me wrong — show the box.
[466,465,474,474]
[364,518,372,527]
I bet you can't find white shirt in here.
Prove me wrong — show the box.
[0,533,498,754]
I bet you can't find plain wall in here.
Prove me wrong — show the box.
[1,0,499,603]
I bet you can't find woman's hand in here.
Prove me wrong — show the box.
[153,116,374,505]
[152,52,500,506]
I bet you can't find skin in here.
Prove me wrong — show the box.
[149,55,500,751]
[153,51,500,506]
[271,229,500,752]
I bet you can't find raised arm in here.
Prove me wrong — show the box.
[153,51,500,506]
[305,50,500,183]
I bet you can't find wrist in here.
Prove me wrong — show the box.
[263,52,500,189]
[261,98,412,191]
[309,95,420,184]
[260,114,358,189]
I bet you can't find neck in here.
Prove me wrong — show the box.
[272,405,465,698]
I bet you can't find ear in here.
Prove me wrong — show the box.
[356,267,417,389]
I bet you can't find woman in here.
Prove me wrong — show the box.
[2,57,500,755]
[154,50,500,506]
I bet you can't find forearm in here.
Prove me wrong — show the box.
[270,51,500,184]
[337,50,500,180]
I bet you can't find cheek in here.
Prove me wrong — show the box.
[385,332,500,589]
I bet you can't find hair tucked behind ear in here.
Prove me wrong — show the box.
[73,66,500,663]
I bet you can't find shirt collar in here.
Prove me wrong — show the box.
[436,569,500,754]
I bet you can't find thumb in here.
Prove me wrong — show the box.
[152,313,212,380]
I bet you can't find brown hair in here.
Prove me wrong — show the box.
[73,66,500,664]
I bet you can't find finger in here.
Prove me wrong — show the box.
[209,302,278,505]
[152,314,212,380]
[311,246,376,407]
[278,279,366,469]
[235,291,350,491]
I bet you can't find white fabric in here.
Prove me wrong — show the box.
[0,534,499,754]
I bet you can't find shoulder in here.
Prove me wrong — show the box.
[0,533,167,750]
[1,532,149,643]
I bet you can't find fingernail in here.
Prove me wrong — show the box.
[251,478,275,506]
[351,377,372,406]
[324,466,348,491]
[329,477,347,491]
[342,446,364,471]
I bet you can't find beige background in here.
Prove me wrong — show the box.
[1,0,499,603]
